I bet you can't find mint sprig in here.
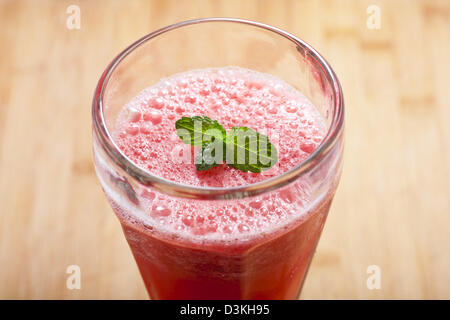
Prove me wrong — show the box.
[226,126,277,173]
[195,143,222,171]
[175,116,278,173]
[175,116,226,146]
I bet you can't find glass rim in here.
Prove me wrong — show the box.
[92,17,344,200]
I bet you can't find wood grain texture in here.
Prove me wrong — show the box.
[0,0,449,299]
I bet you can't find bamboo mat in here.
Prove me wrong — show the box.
[0,0,449,299]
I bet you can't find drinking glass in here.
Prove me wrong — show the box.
[92,18,344,299]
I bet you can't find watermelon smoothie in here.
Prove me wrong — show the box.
[99,67,330,299]
[92,19,344,300]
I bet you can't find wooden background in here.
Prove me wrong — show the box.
[0,0,449,299]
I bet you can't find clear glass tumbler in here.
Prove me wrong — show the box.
[92,18,344,300]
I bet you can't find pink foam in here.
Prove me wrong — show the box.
[112,67,326,238]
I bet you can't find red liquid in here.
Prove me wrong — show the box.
[107,67,333,299]
[116,197,332,299]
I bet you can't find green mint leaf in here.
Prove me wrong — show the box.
[175,116,278,173]
[175,116,226,146]
[195,143,222,171]
[225,126,278,173]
